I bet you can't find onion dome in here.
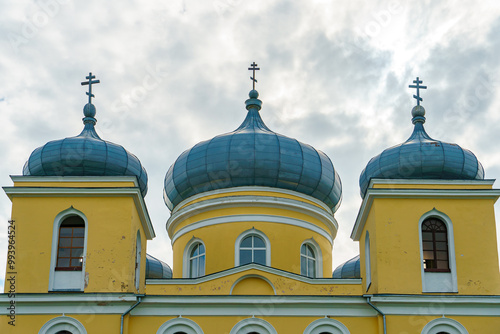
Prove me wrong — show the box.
[23,73,148,196]
[359,78,484,198]
[332,255,360,279]
[145,254,172,279]
[164,89,342,211]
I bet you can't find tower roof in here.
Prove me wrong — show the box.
[359,78,484,198]
[164,88,342,211]
[23,73,148,196]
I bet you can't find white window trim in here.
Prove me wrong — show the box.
[418,209,457,293]
[235,228,271,267]
[39,315,87,334]
[365,231,371,292]
[157,317,204,334]
[303,318,350,334]
[300,238,323,278]
[135,230,142,291]
[229,317,277,334]
[48,207,88,292]
[421,317,468,334]
[183,237,206,278]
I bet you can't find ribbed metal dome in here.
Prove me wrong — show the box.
[145,254,172,279]
[164,90,342,211]
[23,103,148,197]
[332,255,360,279]
[359,105,484,198]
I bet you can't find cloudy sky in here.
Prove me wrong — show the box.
[1,0,500,290]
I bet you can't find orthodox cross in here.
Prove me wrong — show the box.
[409,77,427,106]
[81,72,100,104]
[248,62,260,90]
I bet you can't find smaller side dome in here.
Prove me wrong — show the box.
[359,79,484,198]
[145,254,172,279]
[22,73,148,196]
[332,255,360,279]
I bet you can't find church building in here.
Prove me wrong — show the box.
[1,68,499,334]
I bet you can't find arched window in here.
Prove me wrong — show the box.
[56,216,85,271]
[422,218,450,272]
[300,244,316,278]
[365,231,371,291]
[240,235,266,265]
[39,316,87,334]
[156,318,204,334]
[419,209,457,293]
[421,317,468,334]
[303,318,350,334]
[189,243,205,278]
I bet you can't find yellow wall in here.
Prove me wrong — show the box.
[362,196,500,295]
[172,222,332,278]
[129,315,378,334]
[0,314,120,334]
[4,184,148,294]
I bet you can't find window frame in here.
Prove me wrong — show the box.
[234,228,271,267]
[300,239,322,278]
[189,243,206,278]
[55,217,85,272]
[49,208,88,292]
[156,318,204,334]
[422,218,450,273]
[183,238,206,278]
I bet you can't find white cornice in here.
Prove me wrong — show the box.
[167,193,337,240]
[171,186,334,215]
[9,175,141,186]
[3,185,155,240]
[368,178,496,187]
[146,263,360,285]
[2,293,499,317]
[171,214,334,245]
[351,186,500,241]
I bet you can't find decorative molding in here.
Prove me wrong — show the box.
[146,263,361,286]
[38,315,87,334]
[421,317,469,334]
[171,214,334,246]
[229,274,277,295]
[172,186,334,215]
[156,317,204,334]
[3,184,155,239]
[229,317,278,334]
[10,175,141,186]
[351,185,500,241]
[367,178,495,187]
[2,293,500,317]
[303,318,350,334]
[167,191,337,240]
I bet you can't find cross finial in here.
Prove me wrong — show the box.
[248,62,260,90]
[81,72,100,104]
[409,77,427,106]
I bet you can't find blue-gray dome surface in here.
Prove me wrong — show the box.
[23,103,148,197]
[359,106,484,198]
[164,90,342,211]
[332,255,360,279]
[145,254,172,279]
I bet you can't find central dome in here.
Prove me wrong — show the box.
[164,90,342,211]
